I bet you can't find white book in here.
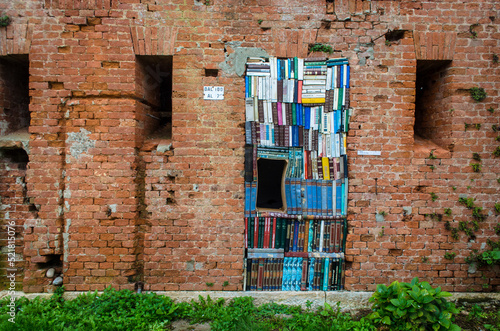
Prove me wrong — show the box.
[303,75,327,80]
[322,108,329,134]
[253,96,258,122]
[246,71,271,76]
[334,133,340,158]
[343,64,347,87]
[298,58,304,80]
[333,88,339,110]
[271,78,277,102]
[282,104,286,126]
[270,57,277,80]
[333,67,337,89]
[303,79,327,86]
[326,67,332,90]
[319,220,325,252]
[245,97,254,122]
[267,100,273,124]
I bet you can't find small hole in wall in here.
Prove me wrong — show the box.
[205,68,219,77]
[385,30,407,42]
[35,254,63,269]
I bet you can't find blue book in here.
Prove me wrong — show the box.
[281,257,287,291]
[323,258,330,291]
[311,179,317,216]
[327,181,333,216]
[285,178,292,214]
[316,180,321,216]
[341,180,346,216]
[295,178,302,215]
[245,182,250,218]
[307,220,313,252]
[339,65,343,87]
[290,178,296,214]
[296,258,303,291]
[304,107,311,130]
[336,181,342,216]
[293,221,299,252]
[321,180,327,216]
[346,65,350,88]
[306,179,313,216]
[308,258,315,291]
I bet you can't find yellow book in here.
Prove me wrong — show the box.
[322,157,330,180]
[302,98,326,104]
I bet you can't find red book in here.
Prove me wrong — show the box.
[254,216,259,249]
[245,217,248,249]
[272,217,277,249]
[257,259,264,291]
[300,258,308,291]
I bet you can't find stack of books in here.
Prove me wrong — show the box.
[244,56,350,291]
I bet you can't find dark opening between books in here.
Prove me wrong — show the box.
[256,158,287,210]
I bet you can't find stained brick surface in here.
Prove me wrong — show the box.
[0,0,498,293]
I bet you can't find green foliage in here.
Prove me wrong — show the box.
[430,192,438,202]
[493,146,500,157]
[451,228,459,240]
[309,43,334,54]
[379,210,387,216]
[430,165,436,170]
[496,137,500,142]
[222,281,229,287]
[472,206,486,221]
[470,87,487,102]
[487,107,495,113]
[493,125,499,133]
[495,203,500,214]
[368,277,460,331]
[470,162,481,172]
[0,287,191,331]
[444,252,457,260]
[257,19,263,24]
[469,24,478,39]
[465,123,470,131]
[444,208,452,217]
[444,221,452,231]
[475,123,482,130]
[495,223,500,235]
[452,186,457,191]
[421,256,429,263]
[459,197,475,209]
[0,15,9,27]
[428,150,437,159]
[205,282,214,287]
[472,153,482,161]
[493,54,499,64]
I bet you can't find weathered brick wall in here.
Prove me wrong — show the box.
[0,0,498,293]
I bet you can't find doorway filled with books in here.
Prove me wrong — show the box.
[244,56,350,291]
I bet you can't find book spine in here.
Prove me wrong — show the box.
[257,258,264,291]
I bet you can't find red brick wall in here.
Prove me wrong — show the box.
[0,0,498,292]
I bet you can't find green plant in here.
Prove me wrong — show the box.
[488,107,495,113]
[493,146,500,157]
[469,24,478,39]
[385,40,391,46]
[444,221,452,231]
[444,208,452,217]
[449,108,454,112]
[257,19,263,24]
[452,186,457,191]
[493,125,498,132]
[428,150,437,159]
[496,137,500,142]
[421,256,428,263]
[493,54,499,63]
[222,281,229,287]
[379,211,387,216]
[459,221,467,231]
[498,178,500,184]
[0,15,9,27]
[470,87,487,102]
[430,165,435,171]
[430,192,438,202]
[465,123,470,131]
[472,206,486,221]
[451,228,459,240]
[308,43,334,54]
[368,277,460,331]
[444,252,457,260]
[471,163,482,172]
[206,282,214,287]
[467,185,472,189]
[495,203,500,214]
[472,153,482,161]
[459,197,475,209]
[379,226,385,237]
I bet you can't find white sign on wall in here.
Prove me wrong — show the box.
[203,86,224,100]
